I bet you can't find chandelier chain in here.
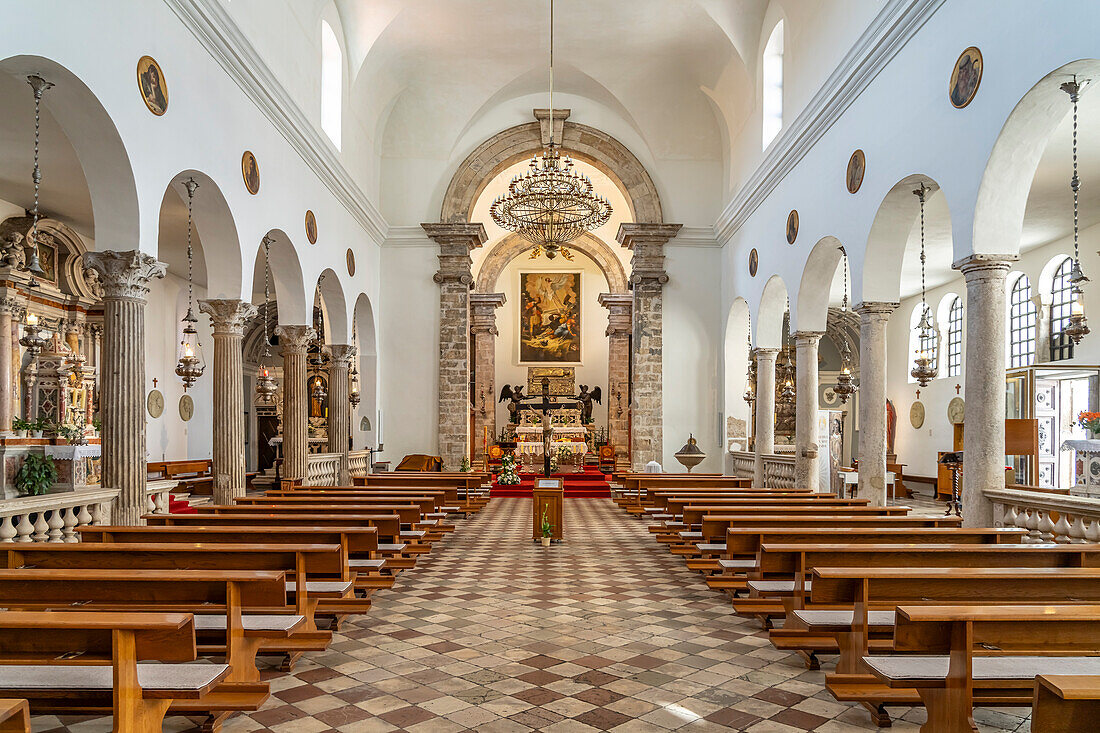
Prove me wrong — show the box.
[1072,77,1080,266]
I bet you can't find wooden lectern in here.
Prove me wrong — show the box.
[532,478,564,541]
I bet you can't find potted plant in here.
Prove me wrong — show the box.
[459,456,471,473]
[15,453,57,496]
[11,417,30,438]
[53,422,87,446]
[91,416,102,436]
[29,417,46,439]
[540,510,553,547]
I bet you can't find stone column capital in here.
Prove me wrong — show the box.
[953,252,1019,277]
[793,330,825,347]
[83,250,166,302]
[274,324,315,353]
[470,292,506,335]
[423,222,487,287]
[618,223,682,287]
[199,298,258,337]
[854,301,899,321]
[324,343,356,366]
[0,296,22,316]
[754,347,782,362]
[599,292,632,336]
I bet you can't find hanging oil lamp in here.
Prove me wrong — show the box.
[18,75,52,360]
[833,247,858,404]
[174,178,205,390]
[910,182,938,387]
[778,303,795,405]
[742,329,756,405]
[1062,77,1090,345]
[349,322,361,407]
[254,236,279,403]
[19,311,49,358]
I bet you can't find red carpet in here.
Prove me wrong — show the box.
[491,465,611,498]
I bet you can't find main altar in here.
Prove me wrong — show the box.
[501,367,592,473]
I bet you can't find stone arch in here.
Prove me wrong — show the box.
[0,54,140,252]
[253,230,307,325]
[474,232,628,294]
[796,236,845,332]
[441,120,662,224]
[352,293,378,450]
[315,268,349,344]
[723,298,752,454]
[756,274,789,349]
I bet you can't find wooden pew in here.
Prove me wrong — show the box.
[210,502,450,540]
[353,473,488,511]
[258,490,445,514]
[1033,675,1100,733]
[0,611,246,733]
[0,700,28,733]
[867,605,1100,733]
[616,475,755,512]
[806,567,1100,726]
[148,459,214,496]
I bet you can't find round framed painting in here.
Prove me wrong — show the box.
[846,149,865,194]
[748,248,759,277]
[786,210,798,244]
[179,394,195,422]
[910,400,926,429]
[949,47,983,109]
[147,389,165,418]
[136,56,168,116]
[241,151,260,195]
[305,210,318,244]
[346,248,356,277]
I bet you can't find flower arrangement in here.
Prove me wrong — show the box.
[1079,412,1100,434]
[497,453,520,485]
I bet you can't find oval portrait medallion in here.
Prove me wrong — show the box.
[910,400,925,429]
[786,210,798,244]
[948,396,966,425]
[179,394,195,422]
[949,47,983,109]
[846,149,865,194]
[137,56,168,116]
[305,210,318,244]
[748,248,758,277]
[241,151,260,195]
[346,248,356,277]
[146,389,165,419]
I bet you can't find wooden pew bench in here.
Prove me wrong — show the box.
[0,611,251,733]
[148,459,214,497]
[0,700,28,733]
[1032,675,1100,733]
[659,499,872,539]
[865,605,1100,733]
[804,567,1100,727]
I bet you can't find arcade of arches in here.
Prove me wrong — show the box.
[2,2,1100,732]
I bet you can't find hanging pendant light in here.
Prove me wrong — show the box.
[1062,77,1090,345]
[910,182,938,387]
[833,247,858,404]
[254,236,279,404]
[174,178,205,390]
[489,0,611,261]
[779,301,796,405]
[742,329,756,406]
[309,279,328,402]
[18,75,53,360]
[349,321,361,407]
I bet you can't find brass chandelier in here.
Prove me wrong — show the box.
[489,0,611,261]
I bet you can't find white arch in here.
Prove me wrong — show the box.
[352,293,379,450]
[253,230,308,325]
[756,274,789,349]
[723,298,752,454]
[761,19,784,150]
[795,236,845,332]
[158,170,243,300]
[320,18,344,149]
[315,268,349,344]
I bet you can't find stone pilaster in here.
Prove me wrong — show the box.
[599,293,633,470]
[0,297,19,434]
[753,348,780,487]
[955,253,1018,526]
[275,325,315,481]
[325,344,355,484]
[617,222,682,470]
[422,223,486,470]
[855,301,898,503]
[83,250,166,525]
[470,293,505,466]
[794,331,824,491]
[199,298,257,503]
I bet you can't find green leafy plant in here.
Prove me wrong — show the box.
[11,417,31,433]
[541,510,553,538]
[29,417,48,434]
[15,453,57,496]
[91,416,102,433]
[459,456,471,473]
[53,422,85,444]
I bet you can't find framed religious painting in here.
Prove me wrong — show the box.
[346,248,355,276]
[241,150,260,195]
[846,149,865,194]
[519,271,581,363]
[748,248,759,277]
[949,47,983,109]
[136,55,168,116]
[305,210,318,244]
[786,209,798,244]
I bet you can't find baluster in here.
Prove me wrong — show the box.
[62,507,79,542]
[1052,511,1073,543]
[1036,509,1057,543]
[152,491,168,514]
[93,501,112,526]
[76,503,92,530]
[1002,503,1018,529]
[15,513,34,542]
[0,516,15,543]
[46,509,65,542]
[32,512,49,542]
[1021,507,1040,542]
[146,492,156,514]
[1067,515,1088,544]
[1084,517,1100,543]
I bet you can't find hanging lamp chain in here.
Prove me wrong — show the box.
[26,76,53,289]
[262,235,273,351]
[183,178,199,324]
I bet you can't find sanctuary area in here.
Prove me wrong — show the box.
[0,1,1099,732]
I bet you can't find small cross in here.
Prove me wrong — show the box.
[915,389,920,400]
[152,378,158,388]
[955,384,961,395]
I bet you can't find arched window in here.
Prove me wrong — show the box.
[1009,275,1037,368]
[761,21,784,149]
[908,303,937,382]
[321,20,342,149]
[946,296,962,377]
[1050,256,1075,361]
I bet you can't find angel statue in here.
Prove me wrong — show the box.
[498,384,526,424]
[576,385,602,425]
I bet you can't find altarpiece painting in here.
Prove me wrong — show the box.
[520,272,580,363]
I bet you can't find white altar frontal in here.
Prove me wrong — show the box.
[515,408,588,461]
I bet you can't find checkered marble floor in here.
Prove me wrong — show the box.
[34,498,1031,732]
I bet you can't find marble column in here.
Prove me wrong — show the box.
[275,325,314,482]
[83,251,166,526]
[955,253,1018,526]
[325,344,355,484]
[753,348,780,487]
[794,331,824,491]
[617,223,682,470]
[0,297,19,434]
[470,293,506,466]
[422,223,486,471]
[599,293,633,471]
[855,301,898,503]
[199,299,257,504]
